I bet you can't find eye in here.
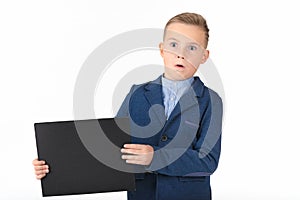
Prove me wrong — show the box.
[188,45,197,51]
[169,41,178,48]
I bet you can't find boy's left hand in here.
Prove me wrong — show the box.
[121,144,154,166]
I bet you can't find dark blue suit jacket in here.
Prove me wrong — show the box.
[117,75,223,200]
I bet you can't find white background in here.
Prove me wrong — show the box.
[1,0,300,199]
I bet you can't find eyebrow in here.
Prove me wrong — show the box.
[166,37,180,42]
[166,37,201,47]
[187,42,201,47]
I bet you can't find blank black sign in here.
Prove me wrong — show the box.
[34,117,135,197]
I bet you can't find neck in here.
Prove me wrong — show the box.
[163,73,192,81]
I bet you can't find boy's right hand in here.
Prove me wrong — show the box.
[32,158,49,180]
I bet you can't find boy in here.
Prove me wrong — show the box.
[33,12,223,200]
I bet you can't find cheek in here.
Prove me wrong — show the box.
[185,58,201,70]
[185,52,205,67]
[187,65,198,74]
[162,53,175,66]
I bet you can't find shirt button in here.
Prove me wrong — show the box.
[161,135,168,142]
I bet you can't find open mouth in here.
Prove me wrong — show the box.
[175,64,185,68]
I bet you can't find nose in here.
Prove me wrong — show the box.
[176,47,185,59]
[177,55,184,59]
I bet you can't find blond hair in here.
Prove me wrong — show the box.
[164,12,209,48]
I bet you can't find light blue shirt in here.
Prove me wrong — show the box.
[161,75,194,119]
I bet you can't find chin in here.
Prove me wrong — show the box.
[164,68,193,80]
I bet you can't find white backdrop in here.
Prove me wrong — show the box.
[1,0,300,199]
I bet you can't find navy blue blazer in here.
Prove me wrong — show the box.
[117,75,223,200]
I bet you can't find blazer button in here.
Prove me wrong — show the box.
[161,135,168,142]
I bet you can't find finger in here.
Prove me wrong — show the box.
[36,174,46,180]
[121,154,141,161]
[35,168,49,175]
[123,144,145,149]
[125,159,146,165]
[34,165,49,171]
[32,158,44,165]
[121,148,140,155]
[122,154,151,165]
[32,159,45,166]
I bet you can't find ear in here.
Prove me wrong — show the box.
[200,49,209,64]
[159,42,164,57]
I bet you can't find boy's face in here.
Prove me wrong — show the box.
[160,23,209,81]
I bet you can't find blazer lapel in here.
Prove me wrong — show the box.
[142,76,205,125]
[144,76,166,126]
[167,77,204,121]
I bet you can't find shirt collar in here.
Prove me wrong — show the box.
[161,74,194,94]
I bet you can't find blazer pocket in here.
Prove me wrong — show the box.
[184,120,199,128]
[179,176,206,182]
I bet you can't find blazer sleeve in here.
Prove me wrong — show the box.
[146,91,223,177]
